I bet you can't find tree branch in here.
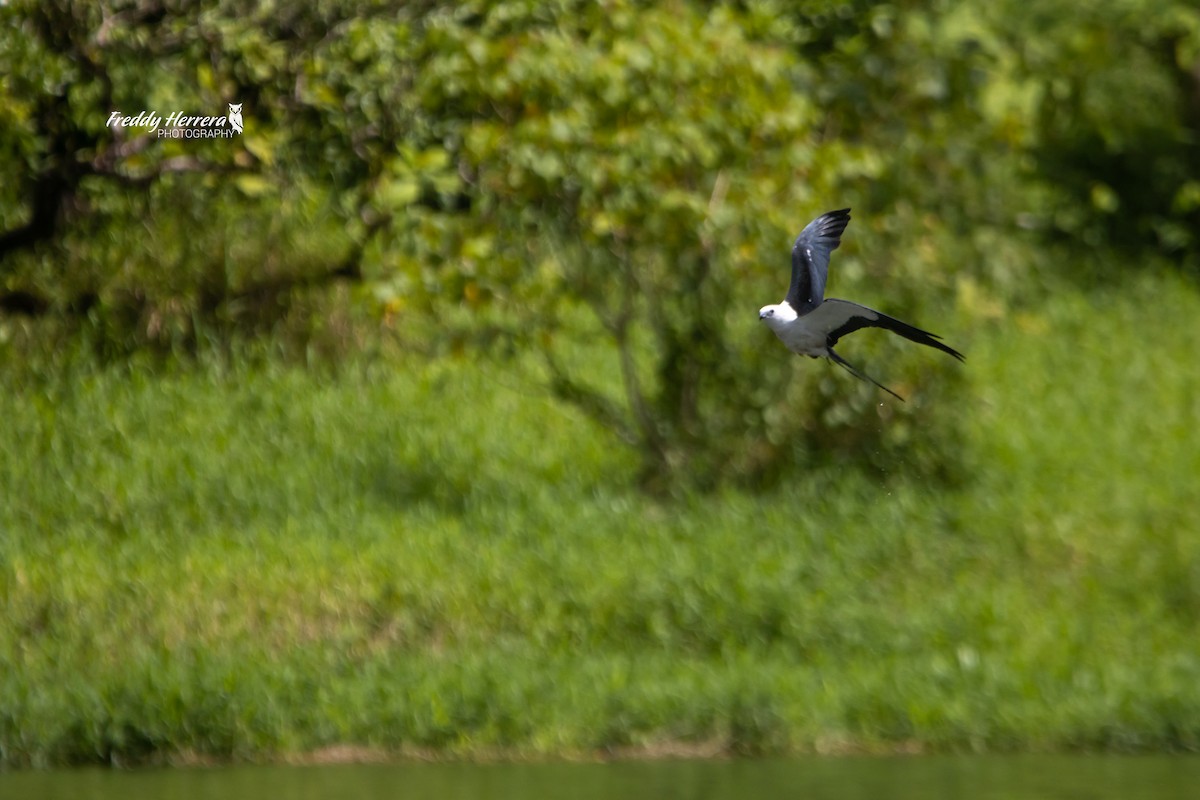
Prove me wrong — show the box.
[541,347,637,445]
[609,244,669,466]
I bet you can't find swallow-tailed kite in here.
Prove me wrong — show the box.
[758,208,964,401]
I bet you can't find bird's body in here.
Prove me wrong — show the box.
[759,208,963,400]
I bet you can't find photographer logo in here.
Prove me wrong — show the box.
[106,103,245,139]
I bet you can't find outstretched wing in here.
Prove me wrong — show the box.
[786,208,852,315]
[819,299,965,361]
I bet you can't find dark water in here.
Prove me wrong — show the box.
[3,755,1199,800]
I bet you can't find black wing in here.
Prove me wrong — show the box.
[786,208,852,315]
[825,300,965,362]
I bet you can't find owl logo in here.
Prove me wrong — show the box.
[228,103,243,134]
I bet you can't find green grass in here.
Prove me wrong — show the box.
[1,272,1199,767]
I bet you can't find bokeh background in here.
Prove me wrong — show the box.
[2,0,1198,767]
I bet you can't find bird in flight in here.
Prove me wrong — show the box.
[758,208,964,401]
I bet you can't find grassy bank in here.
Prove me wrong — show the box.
[2,273,1199,767]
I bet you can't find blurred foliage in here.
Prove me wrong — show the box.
[1,0,1198,488]
[1,271,1199,764]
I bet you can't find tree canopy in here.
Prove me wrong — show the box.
[2,0,1198,487]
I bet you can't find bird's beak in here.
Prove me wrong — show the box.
[758,311,767,320]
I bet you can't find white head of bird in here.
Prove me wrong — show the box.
[758,301,798,333]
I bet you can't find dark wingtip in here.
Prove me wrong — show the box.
[804,208,852,248]
[792,208,853,250]
[825,208,852,227]
[822,208,852,228]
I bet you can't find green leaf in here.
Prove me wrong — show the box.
[234,174,273,197]
[377,178,421,209]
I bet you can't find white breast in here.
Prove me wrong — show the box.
[769,317,828,356]
[764,300,879,357]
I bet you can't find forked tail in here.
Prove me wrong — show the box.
[826,348,904,402]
